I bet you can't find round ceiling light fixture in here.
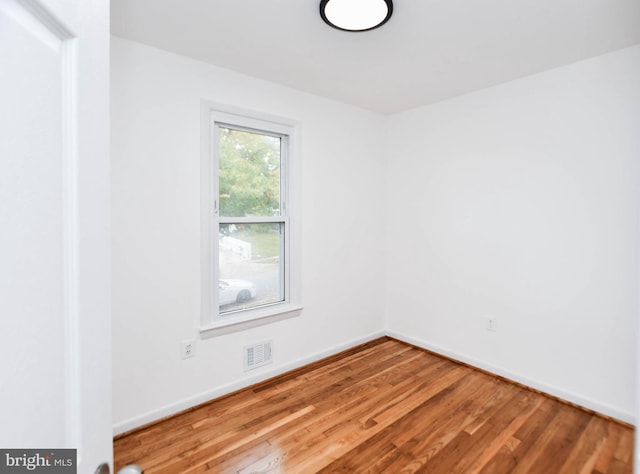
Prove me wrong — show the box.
[320,0,393,32]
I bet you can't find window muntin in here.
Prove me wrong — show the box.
[214,122,288,318]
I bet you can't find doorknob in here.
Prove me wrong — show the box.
[95,463,109,474]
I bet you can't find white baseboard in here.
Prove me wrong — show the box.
[112,330,386,436]
[114,328,634,435]
[386,330,635,425]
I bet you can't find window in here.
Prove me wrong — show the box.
[201,104,301,334]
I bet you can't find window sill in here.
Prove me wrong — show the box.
[200,303,303,338]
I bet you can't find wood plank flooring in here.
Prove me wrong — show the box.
[113,337,634,473]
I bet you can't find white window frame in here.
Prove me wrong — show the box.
[200,102,302,336]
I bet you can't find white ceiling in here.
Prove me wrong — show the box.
[110,0,640,114]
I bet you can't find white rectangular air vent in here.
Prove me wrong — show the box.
[244,340,273,371]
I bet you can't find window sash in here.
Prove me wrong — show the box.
[215,123,287,219]
[212,119,290,322]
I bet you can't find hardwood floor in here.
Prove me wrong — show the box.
[113,338,634,473]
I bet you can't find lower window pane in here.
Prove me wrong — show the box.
[219,223,284,314]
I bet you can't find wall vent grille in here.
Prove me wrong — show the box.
[244,340,273,371]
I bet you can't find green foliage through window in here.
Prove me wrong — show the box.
[218,127,281,218]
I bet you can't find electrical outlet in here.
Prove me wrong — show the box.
[181,340,196,359]
[486,318,497,332]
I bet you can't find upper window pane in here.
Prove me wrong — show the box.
[218,126,281,217]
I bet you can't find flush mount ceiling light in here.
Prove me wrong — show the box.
[320,0,393,32]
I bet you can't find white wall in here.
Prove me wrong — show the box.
[386,45,640,422]
[111,37,387,433]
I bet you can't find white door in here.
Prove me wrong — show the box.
[0,0,111,472]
